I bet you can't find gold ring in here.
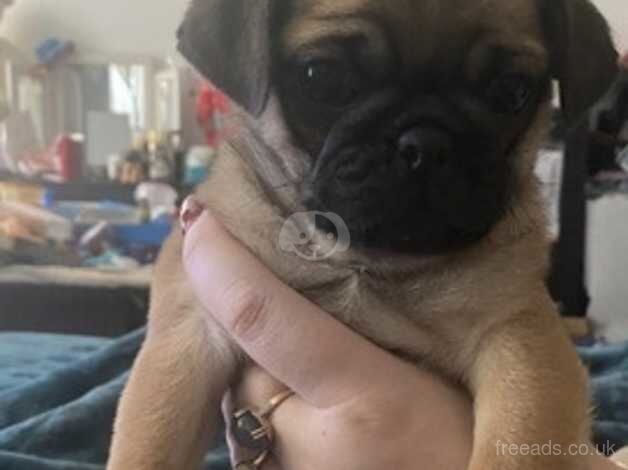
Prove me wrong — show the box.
[234,451,268,470]
[232,390,295,469]
[258,390,295,419]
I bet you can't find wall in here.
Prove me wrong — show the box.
[586,1,628,341]
[587,199,628,341]
[2,0,626,62]
[0,0,189,62]
[593,0,628,51]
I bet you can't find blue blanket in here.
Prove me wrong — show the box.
[0,328,626,469]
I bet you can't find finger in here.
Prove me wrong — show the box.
[224,366,287,466]
[223,388,283,469]
[227,375,318,470]
[225,368,291,470]
[234,366,288,405]
[270,376,474,470]
[260,456,282,470]
[222,392,245,467]
[182,200,410,408]
[228,366,312,459]
[268,395,327,468]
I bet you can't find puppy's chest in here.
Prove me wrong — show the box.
[202,153,519,375]
[293,268,494,374]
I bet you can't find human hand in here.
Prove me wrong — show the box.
[181,199,473,469]
[181,198,626,470]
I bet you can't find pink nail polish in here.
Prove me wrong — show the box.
[180,196,204,234]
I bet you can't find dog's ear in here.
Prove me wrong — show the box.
[177,0,272,116]
[538,0,618,124]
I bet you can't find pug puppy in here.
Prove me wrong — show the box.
[108,1,619,469]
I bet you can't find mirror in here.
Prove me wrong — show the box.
[0,52,195,178]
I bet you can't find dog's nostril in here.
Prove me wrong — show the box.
[397,127,452,171]
[398,136,425,170]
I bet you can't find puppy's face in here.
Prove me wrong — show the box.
[274,0,550,253]
[179,0,617,255]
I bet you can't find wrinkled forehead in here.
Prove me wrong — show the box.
[280,0,547,75]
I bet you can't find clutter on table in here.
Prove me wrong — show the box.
[0,178,177,270]
[0,121,220,269]
[0,33,231,271]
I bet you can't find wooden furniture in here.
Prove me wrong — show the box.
[0,266,150,337]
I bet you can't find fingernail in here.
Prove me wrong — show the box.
[180,196,205,235]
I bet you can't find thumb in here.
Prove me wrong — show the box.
[181,196,408,408]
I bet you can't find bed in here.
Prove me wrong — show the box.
[0,328,626,469]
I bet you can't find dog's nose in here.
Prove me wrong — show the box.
[397,127,452,171]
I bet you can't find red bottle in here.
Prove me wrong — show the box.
[54,134,83,182]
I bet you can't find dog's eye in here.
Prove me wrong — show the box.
[485,73,534,114]
[299,60,360,107]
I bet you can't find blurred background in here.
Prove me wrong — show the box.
[0,0,231,336]
[0,0,625,340]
